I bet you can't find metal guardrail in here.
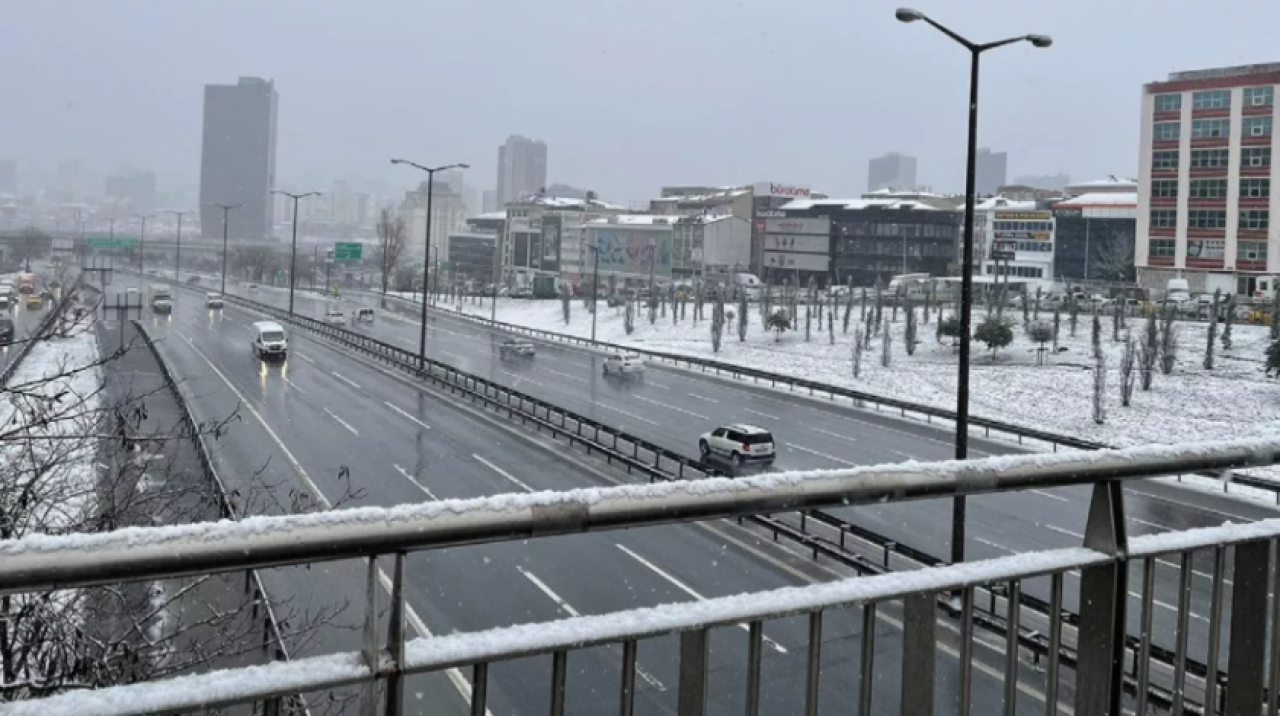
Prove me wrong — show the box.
[0,276,82,386]
[131,320,302,714]
[4,440,1280,716]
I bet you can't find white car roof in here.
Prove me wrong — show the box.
[724,424,770,434]
[253,321,284,332]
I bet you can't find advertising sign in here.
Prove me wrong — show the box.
[755,209,786,219]
[587,227,673,278]
[752,182,812,199]
[765,234,829,254]
[764,217,830,236]
[994,211,1052,221]
[763,251,829,272]
[991,239,1018,260]
[540,215,561,273]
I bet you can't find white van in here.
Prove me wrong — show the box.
[252,321,288,360]
[355,308,375,324]
[324,307,346,325]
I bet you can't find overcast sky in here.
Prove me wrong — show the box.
[2,0,1278,204]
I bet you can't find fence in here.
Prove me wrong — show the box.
[3,439,1280,716]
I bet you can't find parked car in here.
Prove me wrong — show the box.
[1077,294,1112,311]
[603,352,645,378]
[698,424,776,469]
[498,338,536,358]
[206,292,224,309]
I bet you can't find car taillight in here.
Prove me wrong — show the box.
[742,443,750,452]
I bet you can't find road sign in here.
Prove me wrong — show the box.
[411,261,423,269]
[334,242,362,261]
[86,236,138,250]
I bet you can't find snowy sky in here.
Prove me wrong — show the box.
[2,0,1278,203]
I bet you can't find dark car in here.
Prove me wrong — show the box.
[0,318,15,344]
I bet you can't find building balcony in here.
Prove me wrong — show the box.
[1243,104,1274,117]
[1187,227,1226,238]
[1237,259,1268,272]
[1149,226,1176,237]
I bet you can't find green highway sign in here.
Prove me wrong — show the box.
[334,242,363,261]
[85,236,138,249]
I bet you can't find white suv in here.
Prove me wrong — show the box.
[603,352,645,377]
[699,424,776,468]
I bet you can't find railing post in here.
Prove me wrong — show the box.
[361,556,380,716]
[384,552,407,716]
[1073,481,1128,716]
[677,628,709,716]
[900,593,936,716]
[1224,539,1270,715]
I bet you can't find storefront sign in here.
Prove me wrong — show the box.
[994,211,1052,221]
[756,209,786,219]
[764,217,830,235]
[753,182,812,199]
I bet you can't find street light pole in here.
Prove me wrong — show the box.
[896,7,1050,567]
[391,159,470,368]
[132,214,152,274]
[166,210,191,284]
[271,191,320,316]
[208,203,242,297]
[589,242,601,342]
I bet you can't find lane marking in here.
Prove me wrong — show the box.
[597,402,659,426]
[394,464,438,500]
[812,427,857,443]
[975,536,1015,553]
[282,377,306,394]
[687,393,719,403]
[744,407,780,420]
[474,454,535,493]
[1130,517,1165,530]
[1031,489,1070,503]
[518,566,666,692]
[330,371,361,389]
[787,443,856,466]
[632,394,709,420]
[1044,524,1083,540]
[537,366,587,384]
[175,331,488,711]
[440,350,463,362]
[293,353,314,364]
[616,544,788,654]
[323,408,359,436]
[645,381,670,390]
[499,369,540,385]
[384,402,431,431]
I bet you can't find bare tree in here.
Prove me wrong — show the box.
[372,208,407,299]
[1093,351,1107,424]
[1092,238,1135,283]
[11,226,50,272]
[231,246,283,284]
[1119,332,1136,407]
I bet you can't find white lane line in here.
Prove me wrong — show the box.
[975,536,1015,553]
[293,352,314,364]
[1128,489,1255,523]
[177,332,489,711]
[394,464,438,500]
[645,381,670,390]
[632,394,709,420]
[687,393,720,403]
[616,544,787,654]
[1045,524,1083,540]
[1031,489,1070,503]
[538,366,588,384]
[500,369,541,385]
[384,402,431,431]
[1152,558,1234,586]
[518,566,667,692]
[787,443,856,466]
[324,408,359,436]
[474,454,535,492]
[330,371,361,389]
[1131,517,1165,530]
[283,377,306,394]
[812,427,857,443]
[1127,590,1207,622]
[597,402,660,426]
[744,407,780,420]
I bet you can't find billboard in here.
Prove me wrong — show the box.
[994,211,1052,221]
[764,217,830,235]
[753,182,812,199]
[588,227,673,278]
[540,215,562,273]
[763,251,829,272]
[991,239,1018,260]
[765,234,829,254]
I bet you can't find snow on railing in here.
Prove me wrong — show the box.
[2,436,1279,595]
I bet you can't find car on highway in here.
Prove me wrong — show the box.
[0,318,14,344]
[498,338,536,358]
[699,424,776,469]
[247,284,260,293]
[24,294,43,310]
[186,275,201,285]
[206,292,224,309]
[602,352,645,378]
[324,307,346,325]
[251,321,288,360]
[356,308,375,324]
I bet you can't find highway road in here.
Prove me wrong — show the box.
[205,279,1278,672]
[126,283,1060,715]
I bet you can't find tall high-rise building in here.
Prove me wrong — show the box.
[867,152,917,192]
[975,148,1009,195]
[496,135,548,206]
[199,77,279,241]
[482,189,498,213]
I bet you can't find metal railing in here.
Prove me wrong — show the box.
[3,439,1280,716]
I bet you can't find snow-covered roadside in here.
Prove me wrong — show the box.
[430,296,1280,481]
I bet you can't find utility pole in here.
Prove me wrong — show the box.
[208,203,242,297]
[271,190,320,316]
[132,214,153,275]
[166,210,191,285]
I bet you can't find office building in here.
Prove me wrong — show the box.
[1053,188,1139,284]
[867,152,918,192]
[199,77,279,241]
[496,135,548,206]
[398,180,468,264]
[975,148,1009,195]
[1136,61,1280,297]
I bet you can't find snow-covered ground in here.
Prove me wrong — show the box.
[435,296,1280,459]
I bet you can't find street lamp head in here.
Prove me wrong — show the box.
[895,7,924,23]
[390,158,406,165]
[457,163,471,170]
[1026,34,1053,48]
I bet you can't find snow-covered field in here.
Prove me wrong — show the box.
[437,296,1280,457]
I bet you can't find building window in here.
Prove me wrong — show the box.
[1192,89,1232,110]
[1153,150,1180,170]
[1243,147,1272,168]
[1191,118,1230,138]
[1151,179,1179,199]
[1187,239,1226,259]
[1190,149,1230,168]
[1150,209,1177,228]
[1239,240,1269,262]
[1153,121,1181,141]
[1154,93,1182,113]
[1014,241,1053,252]
[1241,209,1271,230]
[1189,179,1228,199]
[1244,116,1274,138]
[1241,178,1271,198]
[1244,86,1275,107]
[1149,239,1176,257]
[991,264,1044,278]
[1188,209,1227,228]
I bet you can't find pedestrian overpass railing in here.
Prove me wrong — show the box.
[4,439,1280,716]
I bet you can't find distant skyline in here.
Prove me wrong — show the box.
[3,1,1277,205]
